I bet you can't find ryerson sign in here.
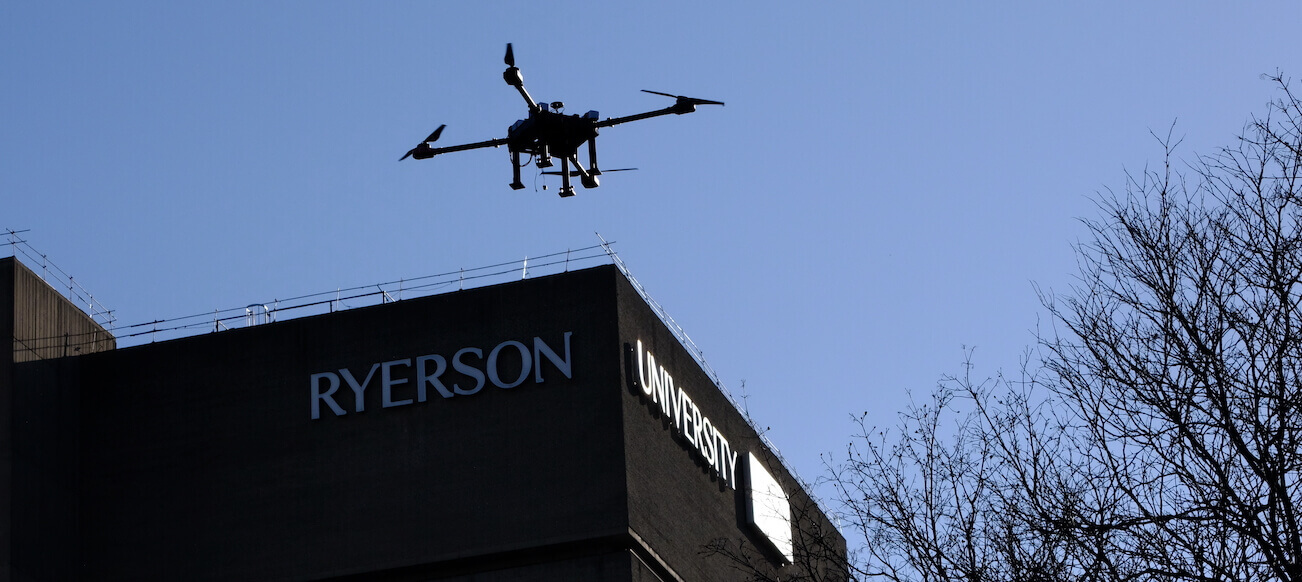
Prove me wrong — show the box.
[630,339,741,490]
[310,332,573,419]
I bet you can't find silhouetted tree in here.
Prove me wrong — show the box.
[830,74,1302,582]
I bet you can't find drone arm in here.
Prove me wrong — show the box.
[422,137,511,157]
[593,106,683,129]
[513,84,541,114]
[503,66,541,114]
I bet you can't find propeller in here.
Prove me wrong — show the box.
[642,90,724,107]
[504,43,515,67]
[541,168,638,176]
[399,124,446,161]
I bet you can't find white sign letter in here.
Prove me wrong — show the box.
[381,359,413,408]
[488,340,532,388]
[310,372,346,419]
[452,347,485,395]
[636,340,652,395]
[417,354,452,399]
[533,332,573,383]
[339,363,381,413]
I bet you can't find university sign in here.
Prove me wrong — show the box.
[628,339,741,489]
[629,338,793,563]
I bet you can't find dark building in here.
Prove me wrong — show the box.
[1,256,845,581]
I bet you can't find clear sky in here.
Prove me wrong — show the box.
[3,2,1299,491]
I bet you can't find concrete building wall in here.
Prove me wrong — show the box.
[2,260,843,581]
[4,258,114,364]
[73,267,627,580]
[2,257,115,582]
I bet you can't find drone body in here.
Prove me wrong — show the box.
[401,44,722,197]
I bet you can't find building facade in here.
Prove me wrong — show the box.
[1,256,845,581]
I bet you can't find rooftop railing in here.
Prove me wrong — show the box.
[4,228,116,328]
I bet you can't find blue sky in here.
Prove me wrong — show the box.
[3,2,1299,489]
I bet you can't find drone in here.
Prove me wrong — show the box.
[401,43,723,197]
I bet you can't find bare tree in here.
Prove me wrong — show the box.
[829,74,1302,582]
[831,355,1123,582]
[1039,73,1302,582]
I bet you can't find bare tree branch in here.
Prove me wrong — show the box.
[811,75,1302,582]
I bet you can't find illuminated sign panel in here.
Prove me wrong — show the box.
[746,452,794,564]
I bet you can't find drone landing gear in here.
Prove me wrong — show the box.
[510,151,526,190]
[550,156,600,198]
[587,138,602,177]
[558,157,576,197]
